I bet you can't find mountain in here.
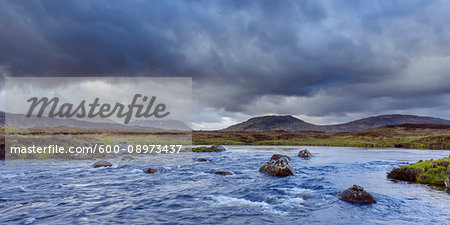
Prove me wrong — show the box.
[223,114,450,132]
[323,114,450,132]
[224,115,317,132]
[0,111,165,131]
[0,111,192,131]
[129,119,192,131]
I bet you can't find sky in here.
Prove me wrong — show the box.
[1,0,450,130]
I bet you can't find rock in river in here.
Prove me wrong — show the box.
[338,185,377,204]
[144,167,164,174]
[298,149,313,158]
[92,161,113,168]
[271,154,291,161]
[213,171,232,176]
[196,158,210,162]
[259,155,295,177]
[210,145,226,152]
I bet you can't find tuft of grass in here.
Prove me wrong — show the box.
[191,147,212,152]
[191,146,225,152]
[417,166,448,186]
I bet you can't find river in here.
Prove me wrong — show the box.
[1,146,449,224]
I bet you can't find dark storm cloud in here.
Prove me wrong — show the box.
[1,0,450,127]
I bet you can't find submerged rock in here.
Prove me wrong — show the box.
[196,158,210,162]
[210,145,226,152]
[121,156,134,161]
[92,161,112,168]
[213,171,232,176]
[298,149,313,158]
[338,185,377,204]
[259,155,295,177]
[144,167,164,174]
[271,154,291,161]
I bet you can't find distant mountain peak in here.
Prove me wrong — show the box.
[246,115,303,122]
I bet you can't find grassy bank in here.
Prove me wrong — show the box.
[1,127,191,160]
[388,158,450,186]
[192,124,450,150]
[1,124,449,159]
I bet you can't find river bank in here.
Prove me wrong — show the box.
[193,124,450,150]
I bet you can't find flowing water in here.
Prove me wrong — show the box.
[1,146,449,224]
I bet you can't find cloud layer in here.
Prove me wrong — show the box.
[1,0,450,129]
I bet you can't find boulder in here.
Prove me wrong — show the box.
[387,167,425,182]
[445,177,450,189]
[271,154,291,161]
[213,171,232,175]
[259,156,295,177]
[196,158,210,162]
[211,145,226,152]
[298,149,313,158]
[92,161,112,168]
[338,185,377,204]
[144,167,164,174]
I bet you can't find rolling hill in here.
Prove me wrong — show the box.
[0,111,167,131]
[224,114,450,132]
